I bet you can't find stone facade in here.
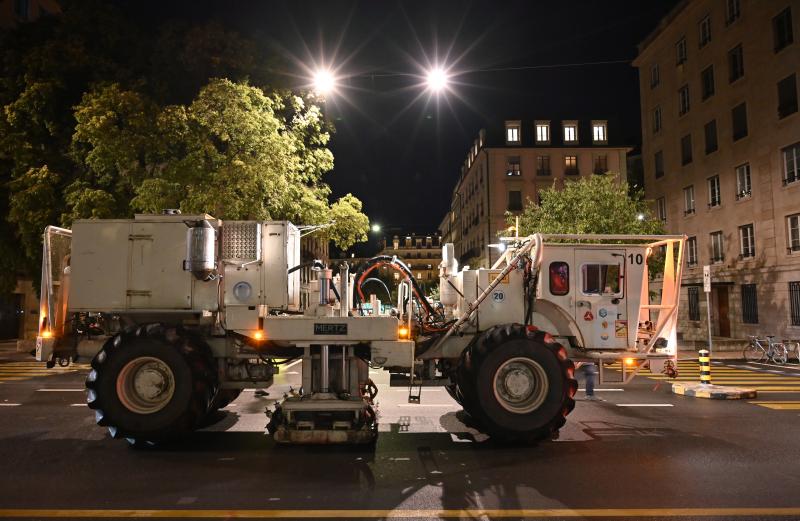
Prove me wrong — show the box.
[633,0,800,340]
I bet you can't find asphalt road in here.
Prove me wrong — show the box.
[1,343,800,521]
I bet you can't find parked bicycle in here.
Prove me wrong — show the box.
[743,335,788,364]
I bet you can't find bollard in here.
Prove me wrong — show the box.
[699,349,711,385]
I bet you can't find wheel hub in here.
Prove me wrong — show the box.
[493,357,549,414]
[116,356,175,414]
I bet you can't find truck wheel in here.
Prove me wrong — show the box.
[458,324,577,443]
[85,325,214,443]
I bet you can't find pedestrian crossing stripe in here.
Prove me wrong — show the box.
[0,361,90,383]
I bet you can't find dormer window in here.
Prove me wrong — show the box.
[535,121,550,143]
[563,121,578,144]
[592,121,607,143]
[505,121,521,144]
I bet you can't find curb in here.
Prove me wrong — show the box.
[672,382,757,400]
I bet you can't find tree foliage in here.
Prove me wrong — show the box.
[513,174,664,237]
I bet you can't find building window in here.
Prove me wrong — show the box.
[681,134,693,165]
[708,175,721,208]
[676,36,687,65]
[741,284,758,324]
[704,119,718,154]
[537,155,551,176]
[728,44,744,82]
[711,230,724,263]
[773,7,794,52]
[788,214,800,252]
[505,122,521,144]
[535,122,550,143]
[650,64,660,88]
[678,84,690,115]
[688,286,700,320]
[653,106,662,134]
[783,143,800,185]
[701,66,715,100]
[726,0,740,25]
[581,264,621,295]
[564,155,578,175]
[506,156,521,176]
[684,185,695,215]
[593,155,608,174]
[699,16,712,47]
[507,190,523,211]
[790,282,800,326]
[735,163,751,200]
[656,197,667,222]
[739,224,755,258]
[654,150,664,178]
[778,73,798,119]
[592,121,607,143]
[563,122,578,143]
[732,102,748,141]
[549,262,569,296]
[687,236,698,266]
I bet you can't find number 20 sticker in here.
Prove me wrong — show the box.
[492,291,505,302]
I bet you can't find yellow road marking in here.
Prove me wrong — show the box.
[750,403,800,410]
[3,508,800,518]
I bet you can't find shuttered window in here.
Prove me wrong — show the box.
[741,284,758,324]
[688,287,700,321]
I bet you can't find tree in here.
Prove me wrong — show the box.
[513,174,664,236]
[66,79,368,249]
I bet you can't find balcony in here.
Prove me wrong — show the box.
[683,208,696,216]
[783,174,799,187]
[735,189,751,201]
[564,168,580,176]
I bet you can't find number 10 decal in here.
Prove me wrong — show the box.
[628,253,643,265]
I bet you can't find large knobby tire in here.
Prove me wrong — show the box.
[456,324,577,443]
[85,324,216,443]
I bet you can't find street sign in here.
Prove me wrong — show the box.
[703,265,711,293]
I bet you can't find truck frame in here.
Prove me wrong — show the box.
[35,213,685,445]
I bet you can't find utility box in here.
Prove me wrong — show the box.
[69,214,219,312]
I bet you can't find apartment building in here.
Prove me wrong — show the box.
[380,234,442,286]
[633,0,800,341]
[439,121,631,268]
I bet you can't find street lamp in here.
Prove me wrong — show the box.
[313,68,336,96]
[425,67,449,93]
[637,213,646,221]
[371,223,381,233]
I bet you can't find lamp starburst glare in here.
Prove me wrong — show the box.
[313,68,336,96]
[426,67,449,93]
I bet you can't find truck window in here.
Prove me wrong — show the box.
[549,262,569,296]
[581,264,621,295]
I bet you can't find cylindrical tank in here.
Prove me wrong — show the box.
[184,220,216,281]
[440,243,459,306]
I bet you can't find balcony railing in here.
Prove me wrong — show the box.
[564,168,579,176]
[684,208,695,216]
[783,174,799,186]
[736,189,751,200]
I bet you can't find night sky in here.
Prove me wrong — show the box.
[148,0,680,246]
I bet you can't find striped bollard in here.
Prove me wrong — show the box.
[699,349,711,386]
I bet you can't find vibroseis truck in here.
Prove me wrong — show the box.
[35,213,685,445]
